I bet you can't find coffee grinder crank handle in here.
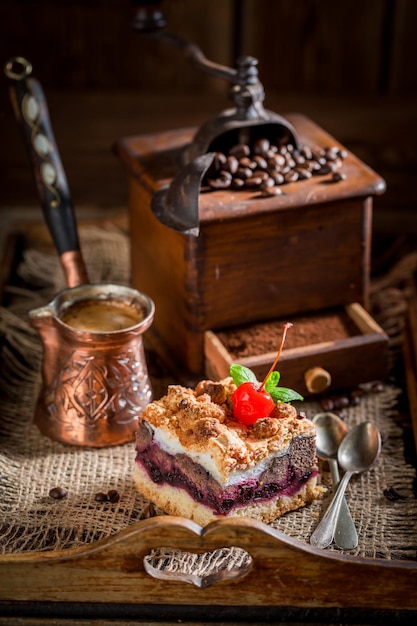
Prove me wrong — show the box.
[4,56,89,288]
[131,1,270,121]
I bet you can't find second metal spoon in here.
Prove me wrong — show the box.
[312,412,358,549]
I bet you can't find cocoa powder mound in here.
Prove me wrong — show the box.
[215,310,359,359]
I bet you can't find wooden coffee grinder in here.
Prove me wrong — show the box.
[115,4,388,394]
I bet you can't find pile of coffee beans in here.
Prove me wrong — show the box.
[204,138,347,196]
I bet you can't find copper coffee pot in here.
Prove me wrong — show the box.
[4,57,155,447]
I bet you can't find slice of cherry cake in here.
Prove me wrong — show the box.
[134,378,324,526]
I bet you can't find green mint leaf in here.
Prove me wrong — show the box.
[264,370,280,393]
[269,387,304,403]
[230,364,258,386]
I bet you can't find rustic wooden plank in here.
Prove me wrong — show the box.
[243,0,387,95]
[386,0,417,93]
[0,0,233,91]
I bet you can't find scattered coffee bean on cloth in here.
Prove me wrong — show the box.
[94,489,120,503]
[49,486,67,500]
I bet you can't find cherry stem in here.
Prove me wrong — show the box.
[259,322,293,390]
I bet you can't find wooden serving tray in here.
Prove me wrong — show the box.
[1,516,417,612]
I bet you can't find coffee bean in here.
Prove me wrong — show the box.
[271,172,285,185]
[295,167,312,180]
[294,154,306,165]
[301,146,313,160]
[246,175,264,187]
[107,489,120,503]
[253,138,270,154]
[253,155,268,170]
[141,502,157,519]
[383,487,406,502]
[265,147,278,157]
[349,394,361,407]
[332,171,347,182]
[260,177,275,190]
[214,151,227,170]
[326,161,338,172]
[312,147,325,159]
[284,170,299,183]
[319,398,335,411]
[333,396,350,410]
[239,157,256,170]
[261,185,283,197]
[231,177,245,189]
[237,166,253,180]
[49,486,67,500]
[224,155,239,174]
[325,146,340,161]
[94,491,109,502]
[207,171,232,189]
[271,154,286,168]
[229,143,250,159]
[317,164,332,175]
[253,169,269,182]
[310,161,322,171]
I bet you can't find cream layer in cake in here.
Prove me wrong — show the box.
[134,379,324,525]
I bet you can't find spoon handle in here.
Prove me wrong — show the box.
[310,470,354,549]
[329,460,358,550]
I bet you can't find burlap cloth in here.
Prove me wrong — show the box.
[1,224,417,568]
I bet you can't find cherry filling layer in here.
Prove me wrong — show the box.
[135,423,317,515]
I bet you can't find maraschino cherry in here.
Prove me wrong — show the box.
[232,323,293,425]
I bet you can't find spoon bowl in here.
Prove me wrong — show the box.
[338,421,381,472]
[313,412,348,459]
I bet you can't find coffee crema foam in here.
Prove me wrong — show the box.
[60,298,145,332]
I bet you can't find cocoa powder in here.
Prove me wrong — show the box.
[215,310,359,359]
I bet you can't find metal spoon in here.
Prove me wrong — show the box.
[310,421,381,549]
[312,413,358,549]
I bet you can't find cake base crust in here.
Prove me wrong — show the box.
[133,462,324,527]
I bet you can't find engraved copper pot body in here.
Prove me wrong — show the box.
[5,57,156,446]
[30,284,155,447]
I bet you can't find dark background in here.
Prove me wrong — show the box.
[0,0,416,270]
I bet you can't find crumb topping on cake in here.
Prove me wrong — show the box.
[138,378,314,481]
